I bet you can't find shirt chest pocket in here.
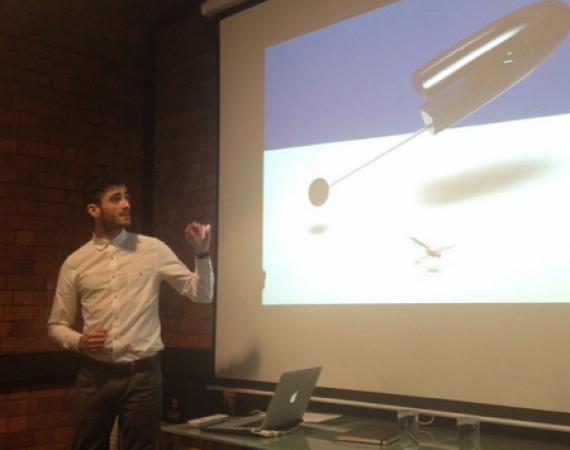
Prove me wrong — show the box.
[127,270,154,303]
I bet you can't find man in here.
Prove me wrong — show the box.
[48,172,214,450]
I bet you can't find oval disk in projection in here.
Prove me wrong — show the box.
[308,178,330,206]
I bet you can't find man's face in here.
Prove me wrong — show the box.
[95,185,131,230]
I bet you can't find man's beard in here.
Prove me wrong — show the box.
[100,211,130,231]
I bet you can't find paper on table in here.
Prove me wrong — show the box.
[303,412,342,422]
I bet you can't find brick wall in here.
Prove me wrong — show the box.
[153,12,220,449]
[0,0,152,356]
[0,0,219,449]
[0,381,74,450]
[154,12,219,350]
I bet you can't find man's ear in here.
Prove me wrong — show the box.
[86,203,100,219]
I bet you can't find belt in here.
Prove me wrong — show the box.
[81,354,160,377]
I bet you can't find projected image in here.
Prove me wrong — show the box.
[263,0,570,304]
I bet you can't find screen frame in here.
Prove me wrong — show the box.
[213,0,570,433]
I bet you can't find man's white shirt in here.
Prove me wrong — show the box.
[48,229,214,362]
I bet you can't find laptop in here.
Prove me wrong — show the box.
[203,366,322,436]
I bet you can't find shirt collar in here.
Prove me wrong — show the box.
[92,228,128,251]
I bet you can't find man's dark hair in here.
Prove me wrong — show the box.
[81,171,126,207]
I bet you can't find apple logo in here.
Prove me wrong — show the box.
[289,391,298,403]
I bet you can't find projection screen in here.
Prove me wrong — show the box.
[215,0,570,428]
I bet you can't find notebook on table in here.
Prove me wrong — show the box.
[203,366,322,436]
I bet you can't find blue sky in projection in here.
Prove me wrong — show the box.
[264,0,570,150]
